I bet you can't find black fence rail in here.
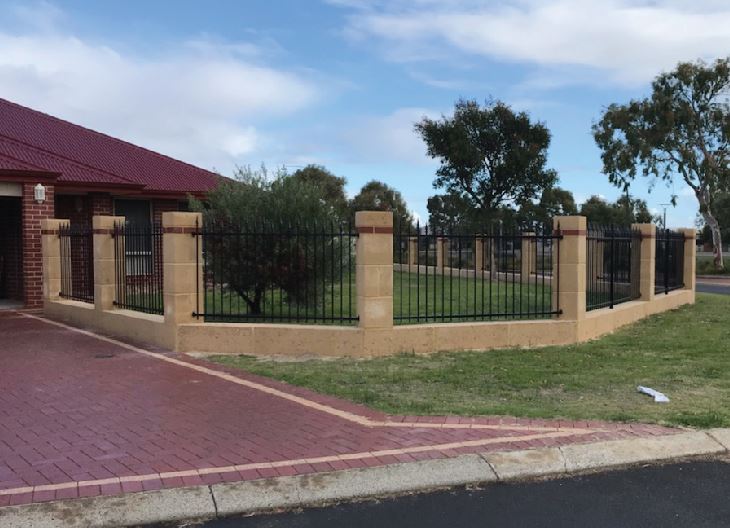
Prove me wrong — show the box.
[112,223,164,315]
[655,229,685,294]
[59,224,94,303]
[393,223,560,324]
[586,225,641,311]
[197,222,358,324]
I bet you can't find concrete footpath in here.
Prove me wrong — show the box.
[2,429,730,527]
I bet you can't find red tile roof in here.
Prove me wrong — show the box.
[0,98,220,194]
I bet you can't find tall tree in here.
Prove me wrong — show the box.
[350,180,413,229]
[580,196,622,225]
[427,193,480,231]
[616,195,653,224]
[291,164,349,215]
[518,186,578,227]
[593,58,730,269]
[579,195,654,225]
[415,99,557,220]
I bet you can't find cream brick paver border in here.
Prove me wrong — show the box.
[0,313,623,500]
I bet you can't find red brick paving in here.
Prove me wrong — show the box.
[0,312,677,507]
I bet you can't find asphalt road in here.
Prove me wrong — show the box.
[168,460,730,528]
[696,282,730,295]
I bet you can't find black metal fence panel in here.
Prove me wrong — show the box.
[198,222,358,324]
[586,225,641,311]
[393,222,561,324]
[59,224,94,303]
[655,229,685,294]
[113,223,164,315]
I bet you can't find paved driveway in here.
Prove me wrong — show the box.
[0,312,674,508]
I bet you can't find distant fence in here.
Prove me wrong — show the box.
[59,224,94,304]
[112,222,164,315]
[393,223,560,323]
[196,222,358,324]
[655,229,685,294]
[586,225,641,311]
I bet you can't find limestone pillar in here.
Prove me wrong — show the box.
[41,218,68,302]
[553,216,587,320]
[521,232,536,283]
[93,215,125,311]
[474,237,484,271]
[408,236,418,268]
[632,223,655,302]
[163,212,204,326]
[436,237,450,271]
[356,211,393,329]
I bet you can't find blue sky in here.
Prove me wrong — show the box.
[1,1,728,227]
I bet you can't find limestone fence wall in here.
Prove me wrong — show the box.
[41,211,696,358]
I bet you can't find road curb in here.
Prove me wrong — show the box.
[2,430,728,527]
[212,454,495,516]
[0,485,215,528]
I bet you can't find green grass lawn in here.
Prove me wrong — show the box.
[210,293,730,428]
[202,270,553,323]
[393,270,552,322]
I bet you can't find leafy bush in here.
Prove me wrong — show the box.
[192,167,350,315]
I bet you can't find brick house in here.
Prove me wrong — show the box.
[0,98,220,308]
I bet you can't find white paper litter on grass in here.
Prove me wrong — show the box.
[637,385,670,403]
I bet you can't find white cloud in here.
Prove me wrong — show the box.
[333,0,730,85]
[0,3,321,172]
[339,107,438,164]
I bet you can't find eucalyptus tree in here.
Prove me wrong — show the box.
[594,58,730,269]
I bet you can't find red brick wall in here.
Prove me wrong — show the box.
[55,193,113,226]
[91,193,113,216]
[22,182,55,308]
[152,199,181,227]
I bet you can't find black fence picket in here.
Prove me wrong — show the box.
[393,222,561,323]
[112,222,164,315]
[59,224,94,303]
[586,224,641,310]
[196,222,358,325]
[655,229,685,294]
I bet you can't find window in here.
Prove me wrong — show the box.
[114,200,153,275]
[114,199,151,227]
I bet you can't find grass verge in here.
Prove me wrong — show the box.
[209,293,730,428]
[697,255,730,275]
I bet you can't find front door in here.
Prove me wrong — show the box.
[0,196,23,301]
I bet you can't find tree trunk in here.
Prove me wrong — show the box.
[696,187,724,271]
[701,209,725,271]
[249,287,264,315]
[236,286,264,315]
